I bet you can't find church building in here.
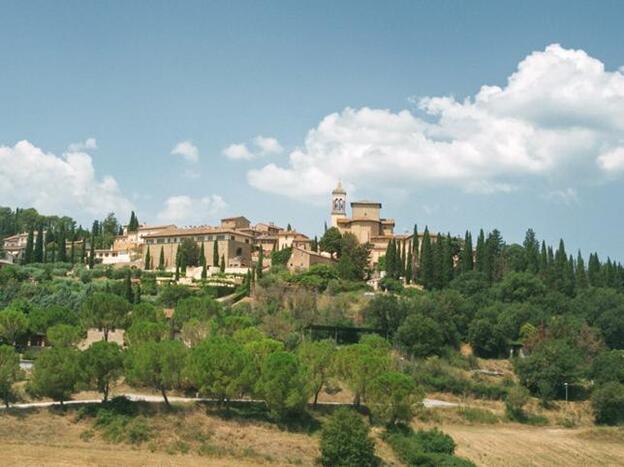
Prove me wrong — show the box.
[330,181,423,269]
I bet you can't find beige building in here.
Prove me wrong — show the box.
[2,232,30,260]
[142,224,254,270]
[288,246,335,273]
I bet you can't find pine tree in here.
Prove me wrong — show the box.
[475,229,486,273]
[144,249,151,270]
[576,251,588,289]
[220,255,226,273]
[34,227,44,263]
[159,246,165,271]
[523,229,540,274]
[213,241,219,267]
[23,228,34,264]
[420,227,434,289]
[257,248,264,279]
[461,231,473,273]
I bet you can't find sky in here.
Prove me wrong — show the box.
[1,1,624,260]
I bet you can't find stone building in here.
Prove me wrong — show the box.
[142,224,254,270]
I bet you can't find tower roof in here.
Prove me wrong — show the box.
[332,180,346,194]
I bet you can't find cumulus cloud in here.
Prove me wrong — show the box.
[247,44,624,201]
[0,140,132,219]
[171,141,199,163]
[253,136,283,155]
[156,195,227,225]
[223,135,283,160]
[223,143,254,160]
[67,137,97,152]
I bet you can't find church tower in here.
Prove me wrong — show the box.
[331,181,347,228]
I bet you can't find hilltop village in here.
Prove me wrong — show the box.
[2,182,427,285]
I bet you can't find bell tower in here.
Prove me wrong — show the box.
[331,181,347,228]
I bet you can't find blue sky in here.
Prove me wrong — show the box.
[1,1,624,260]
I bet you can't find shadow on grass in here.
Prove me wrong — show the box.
[198,400,322,434]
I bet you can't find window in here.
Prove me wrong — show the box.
[236,247,242,256]
[217,235,225,240]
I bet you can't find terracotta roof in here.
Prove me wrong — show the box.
[221,215,250,222]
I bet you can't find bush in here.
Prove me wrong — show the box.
[320,408,378,467]
[384,428,475,467]
[413,428,456,454]
[592,382,624,425]
[505,385,530,421]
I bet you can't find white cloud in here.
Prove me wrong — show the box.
[67,137,97,152]
[543,188,579,205]
[171,141,199,163]
[597,147,624,173]
[253,136,283,155]
[223,143,254,160]
[0,140,132,220]
[156,195,227,225]
[223,135,283,160]
[247,44,624,201]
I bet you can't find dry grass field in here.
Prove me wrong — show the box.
[0,390,623,467]
[443,424,624,467]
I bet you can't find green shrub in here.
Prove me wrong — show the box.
[413,428,456,454]
[592,382,624,425]
[320,408,378,467]
[384,428,475,467]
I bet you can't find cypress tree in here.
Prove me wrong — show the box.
[57,225,67,263]
[412,224,419,264]
[34,227,44,263]
[23,228,34,264]
[433,234,443,288]
[461,230,474,273]
[220,255,226,272]
[199,243,206,267]
[213,241,219,267]
[128,211,139,232]
[420,227,434,289]
[201,262,207,279]
[125,270,133,303]
[384,239,395,278]
[135,283,141,304]
[159,246,165,271]
[144,249,151,270]
[80,237,86,264]
[70,240,75,264]
[565,254,576,297]
[475,229,486,273]
[398,241,405,278]
[88,233,95,269]
[523,229,540,274]
[287,224,292,231]
[587,253,601,287]
[405,250,413,284]
[576,251,588,289]
[257,248,264,279]
[443,233,454,285]
[539,241,548,273]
